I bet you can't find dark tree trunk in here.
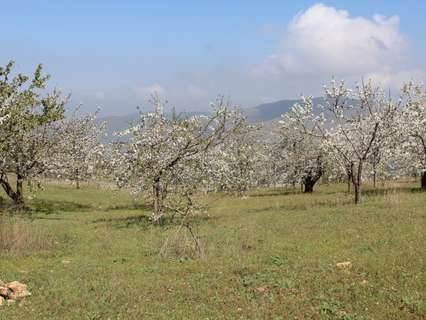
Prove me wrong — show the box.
[303,171,322,193]
[152,177,164,224]
[0,173,25,207]
[373,171,377,189]
[0,176,17,202]
[421,171,426,189]
[153,182,161,215]
[351,161,363,205]
[303,156,323,194]
[75,169,80,189]
[15,173,24,206]
[354,183,361,204]
[27,179,33,193]
[303,179,315,193]
[347,174,351,193]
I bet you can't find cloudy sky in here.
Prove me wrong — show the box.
[1,1,425,115]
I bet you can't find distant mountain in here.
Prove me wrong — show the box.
[98,110,209,138]
[244,97,326,123]
[98,98,324,137]
[99,113,136,137]
[244,99,297,122]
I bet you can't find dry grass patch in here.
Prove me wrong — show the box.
[160,224,206,259]
[0,218,56,252]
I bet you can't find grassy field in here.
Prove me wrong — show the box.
[0,181,425,319]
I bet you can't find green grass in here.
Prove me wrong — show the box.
[0,181,425,319]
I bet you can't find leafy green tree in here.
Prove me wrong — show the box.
[0,61,66,207]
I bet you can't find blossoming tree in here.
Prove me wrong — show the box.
[50,108,106,188]
[278,100,326,193]
[285,79,399,203]
[112,96,245,223]
[400,82,426,189]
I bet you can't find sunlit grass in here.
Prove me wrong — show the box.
[0,181,425,319]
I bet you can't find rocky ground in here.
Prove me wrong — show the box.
[0,280,31,306]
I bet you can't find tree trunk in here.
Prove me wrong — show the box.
[351,161,363,205]
[28,179,33,193]
[0,176,18,203]
[152,178,164,224]
[75,169,80,189]
[354,183,361,204]
[347,172,351,193]
[421,171,426,189]
[303,172,322,193]
[373,171,377,189]
[0,173,25,207]
[303,157,323,194]
[15,173,25,206]
[303,180,315,193]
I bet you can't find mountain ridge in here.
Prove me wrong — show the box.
[98,98,325,136]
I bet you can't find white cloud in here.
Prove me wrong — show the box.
[133,83,166,99]
[253,3,424,89]
[365,68,425,92]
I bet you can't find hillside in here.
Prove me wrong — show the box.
[98,98,319,136]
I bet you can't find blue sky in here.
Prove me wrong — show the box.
[1,1,426,115]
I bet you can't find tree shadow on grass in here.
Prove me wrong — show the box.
[0,199,90,222]
[92,212,216,229]
[103,202,150,212]
[93,214,153,229]
[411,187,426,193]
[29,199,93,214]
[245,198,353,214]
[363,186,425,197]
[250,189,301,198]
[31,200,150,215]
